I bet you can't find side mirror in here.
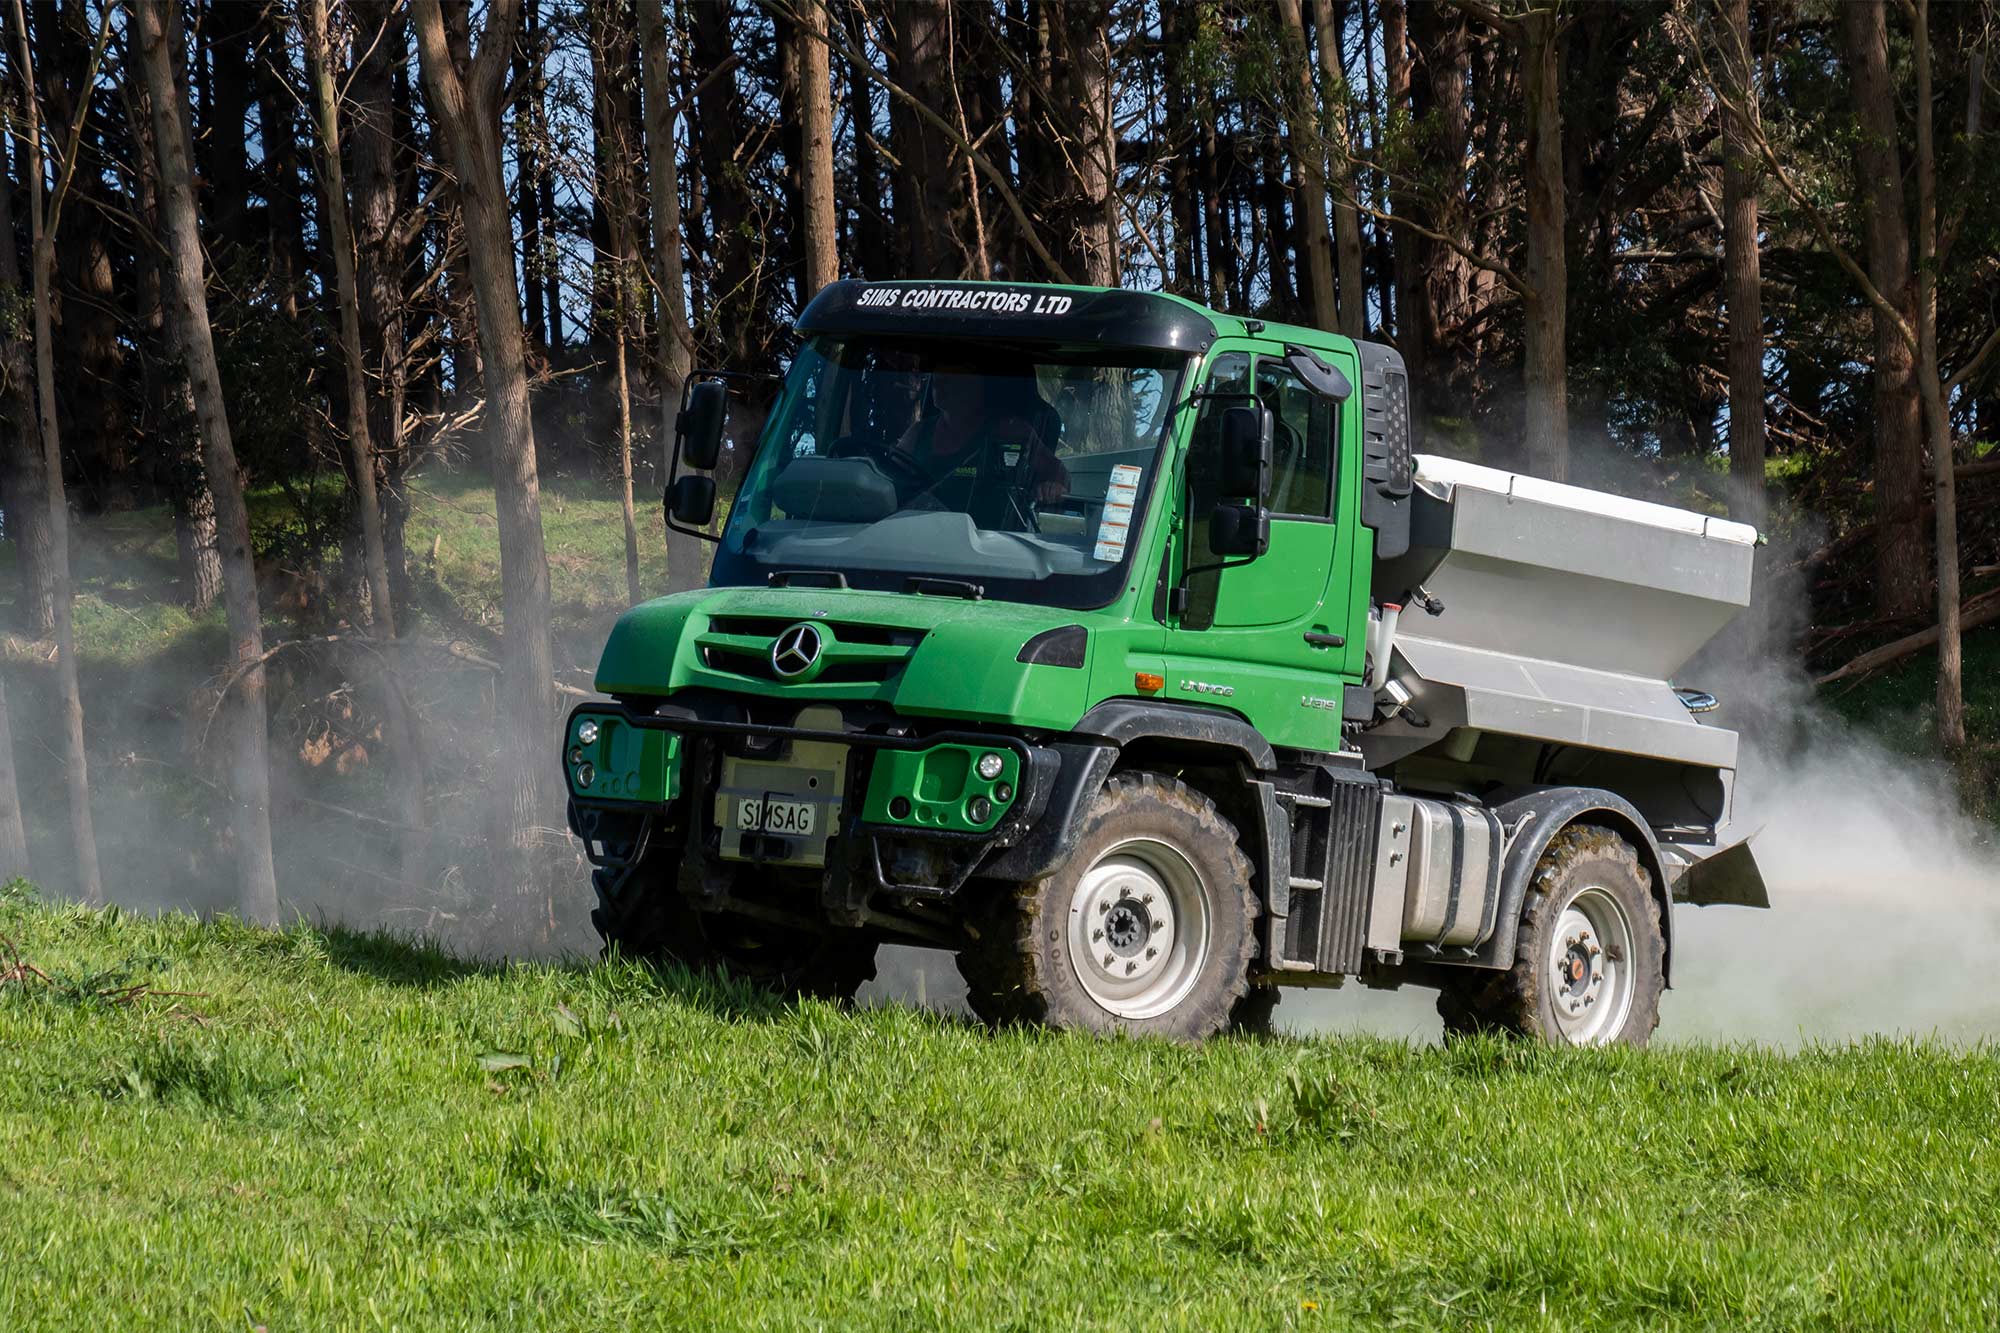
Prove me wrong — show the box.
[1209,502,1269,558]
[1219,404,1272,502]
[667,473,717,527]
[676,380,727,470]
[1283,344,1353,401]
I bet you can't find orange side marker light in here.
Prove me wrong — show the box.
[1135,672,1165,693]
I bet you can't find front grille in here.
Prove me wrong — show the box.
[707,615,923,649]
[696,616,924,686]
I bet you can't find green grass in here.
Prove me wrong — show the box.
[4,895,1999,1330]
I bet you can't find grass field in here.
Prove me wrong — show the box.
[4,892,1998,1331]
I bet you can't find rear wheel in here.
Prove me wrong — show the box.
[1436,826,1664,1047]
[957,772,1258,1040]
[593,859,877,1003]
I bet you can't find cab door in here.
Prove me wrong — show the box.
[1161,341,1364,748]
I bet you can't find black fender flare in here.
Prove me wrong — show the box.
[1469,787,1677,986]
[1069,699,1277,772]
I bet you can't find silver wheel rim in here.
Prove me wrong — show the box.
[1546,885,1636,1045]
[1065,836,1212,1020]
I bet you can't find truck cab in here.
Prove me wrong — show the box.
[565,280,1765,1045]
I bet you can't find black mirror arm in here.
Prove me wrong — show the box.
[1283,344,1353,401]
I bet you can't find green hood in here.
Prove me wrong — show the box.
[593,586,1156,730]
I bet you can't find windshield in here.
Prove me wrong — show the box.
[713,335,1187,609]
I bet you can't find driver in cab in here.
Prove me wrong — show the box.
[894,358,1070,509]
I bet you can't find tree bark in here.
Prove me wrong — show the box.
[126,65,223,613]
[349,0,413,614]
[136,0,279,925]
[0,84,55,638]
[1519,6,1569,481]
[637,0,704,594]
[412,0,562,899]
[891,0,959,277]
[10,0,102,906]
[1313,0,1369,337]
[1842,0,1929,619]
[306,0,396,639]
[1719,0,1766,527]
[797,0,839,296]
[1047,0,1118,286]
[588,0,644,604]
[1909,0,1962,751]
[0,671,27,884]
[1277,0,1338,329]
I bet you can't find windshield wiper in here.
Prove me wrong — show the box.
[904,576,985,600]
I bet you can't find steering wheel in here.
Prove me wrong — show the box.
[828,435,933,488]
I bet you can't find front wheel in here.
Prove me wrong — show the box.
[1437,825,1664,1047]
[957,772,1258,1040]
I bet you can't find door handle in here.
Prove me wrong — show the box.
[1303,631,1344,649]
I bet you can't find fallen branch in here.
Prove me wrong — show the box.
[1815,587,2000,686]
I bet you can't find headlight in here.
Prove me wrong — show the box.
[577,719,601,745]
[575,761,596,788]
[976,752,1005,781]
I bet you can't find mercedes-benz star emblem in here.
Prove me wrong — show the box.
[770,622,825,679]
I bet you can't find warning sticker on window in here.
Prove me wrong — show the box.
[1092,464,1144,562]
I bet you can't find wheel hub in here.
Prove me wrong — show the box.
[1064,838,1212,1020]
[1104,899,1152,955]
[1545,887,1635,1045]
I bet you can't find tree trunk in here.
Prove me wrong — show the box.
[891,0,959,277]
[1842,0,1928,619]
[350,0,413,614]
[1050,0,1118,286]
[589,0,644,605]
[637,0,704,594]
[797,0,839,296]
[0,671,27,884]
[1719,0,1766,527]
[412,0,562,901]
[135,0,280,926]
[1278,0,1338,329]
[10,0,102,906]
[0,98,56,639]
[306,0,396,639]
[1909,0,1962,751]
[1519,6,1568,481]
[1313,0,1368,337]
[306,0,428,880]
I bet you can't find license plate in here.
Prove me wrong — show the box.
[738,797,815,835]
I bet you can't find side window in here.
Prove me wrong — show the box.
[1181,352,1253,630]
[1255,360,1336,518]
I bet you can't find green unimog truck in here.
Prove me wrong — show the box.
[562,280,1767,1046]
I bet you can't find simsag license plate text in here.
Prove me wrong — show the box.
[738,798,815,835]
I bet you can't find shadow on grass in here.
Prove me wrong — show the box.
[319,924,509,987]
[312,924,981,1031]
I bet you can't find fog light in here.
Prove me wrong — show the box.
[889,795,912,820]
[575,761,596,788]
[976,752,1005,781]
[577,719,600,745]
[967,795,993,824]
[994,782,1013,804]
